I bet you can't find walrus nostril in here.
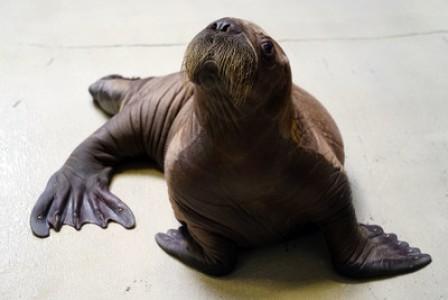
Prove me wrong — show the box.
[210,19,241,34]
[220,23,231,32]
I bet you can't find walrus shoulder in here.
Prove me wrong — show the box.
[291,85,345,167]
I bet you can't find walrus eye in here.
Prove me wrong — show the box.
[261,41,274,56]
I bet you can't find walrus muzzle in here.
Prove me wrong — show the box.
[184,29,257,102]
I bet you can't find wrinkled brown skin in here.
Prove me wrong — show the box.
[31,17,431,278]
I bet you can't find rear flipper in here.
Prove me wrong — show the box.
[30,166,135,238]
[155,226,237,276]
[30,97,150,238]
[88,74,141,116]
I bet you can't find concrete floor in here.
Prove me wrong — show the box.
[1,0,447,299]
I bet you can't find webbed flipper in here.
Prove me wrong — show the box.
[31,167,135,238]
[155,225,237,276]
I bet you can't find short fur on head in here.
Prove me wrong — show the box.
[183,18,294,139]
[184,18,292,108]
[184,29,258,103]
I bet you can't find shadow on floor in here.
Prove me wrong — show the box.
[232,232,342,284]
[194,232,380,299]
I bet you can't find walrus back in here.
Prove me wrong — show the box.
[119,72,195,168]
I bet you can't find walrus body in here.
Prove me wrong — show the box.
[31,18,431,278]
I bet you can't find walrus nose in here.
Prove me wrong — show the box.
[209,18,242,34]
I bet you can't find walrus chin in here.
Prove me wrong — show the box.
[183,28,257,102]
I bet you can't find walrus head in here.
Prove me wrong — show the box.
[184,17,292,109]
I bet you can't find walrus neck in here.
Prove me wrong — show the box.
[192,86,295,146]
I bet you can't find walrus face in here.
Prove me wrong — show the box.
[184,17,291,106]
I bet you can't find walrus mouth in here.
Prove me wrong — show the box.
[184,30,257,102]
[195,60,220,86]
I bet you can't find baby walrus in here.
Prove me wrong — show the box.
[30,17,431,278]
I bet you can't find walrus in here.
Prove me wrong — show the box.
[30,17,431,278]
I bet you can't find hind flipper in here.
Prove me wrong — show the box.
[31,166,135,238]
[88,74,141,115]
[30,101,152,238]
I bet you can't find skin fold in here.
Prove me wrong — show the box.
[30,17,431,278]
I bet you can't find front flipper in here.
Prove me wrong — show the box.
[155,226,237,276]
[333,224,431,278]
[31,166,135,238]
